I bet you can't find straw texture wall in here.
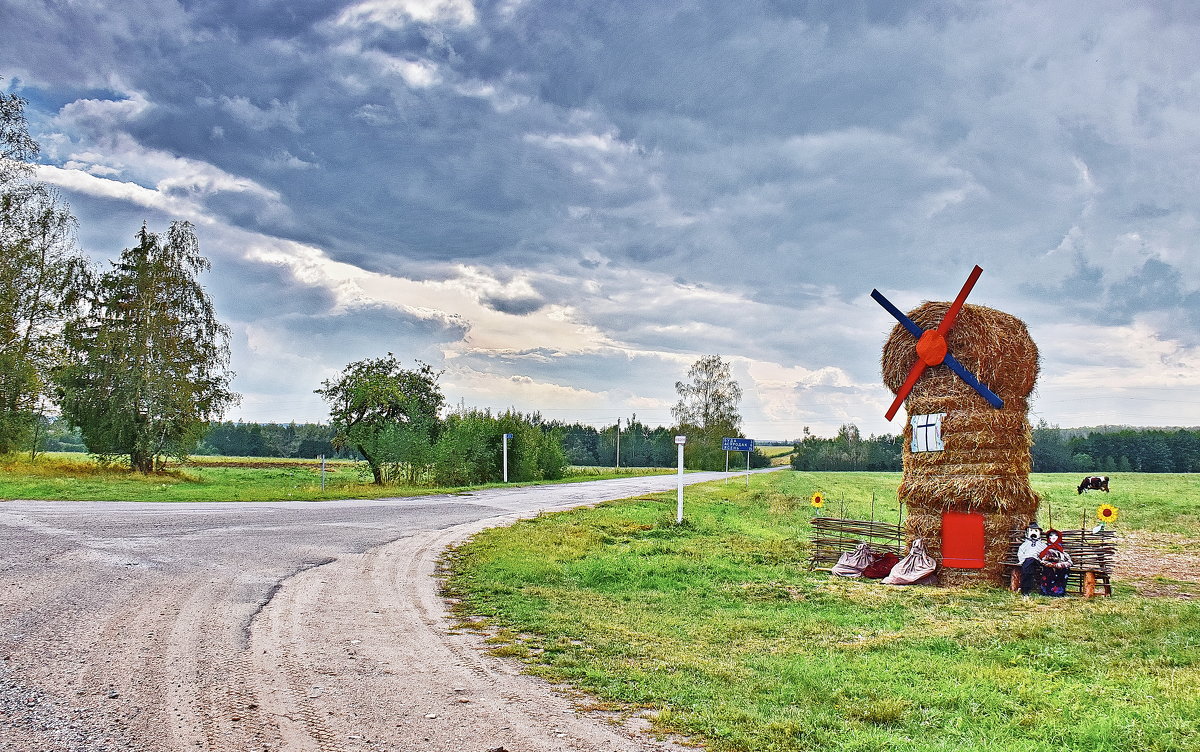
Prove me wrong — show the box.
[882,301,1040,585]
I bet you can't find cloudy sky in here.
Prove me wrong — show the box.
[4,0,1200,439]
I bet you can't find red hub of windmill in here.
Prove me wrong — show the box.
[871,265,1004,421]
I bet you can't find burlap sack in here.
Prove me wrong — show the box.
[882,538,937,585]
[831,543,876,578]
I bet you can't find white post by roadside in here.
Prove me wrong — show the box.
[675,435,687,524]
[503,432,513,482]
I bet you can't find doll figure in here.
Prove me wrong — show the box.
[1016,523,1046,595]
[1037,528,1073,597]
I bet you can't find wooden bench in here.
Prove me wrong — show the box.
[808,517,903,570]
[1001,528,1117,597]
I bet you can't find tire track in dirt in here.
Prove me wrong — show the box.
[243,511,691,752]
[4,472,748,750]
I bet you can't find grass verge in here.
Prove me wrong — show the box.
[445,471,1200,752]
[0,453,673,502]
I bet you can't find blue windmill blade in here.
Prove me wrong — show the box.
[870,289,925,339]
[942,353,1004,409]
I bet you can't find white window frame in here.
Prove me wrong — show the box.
[910,412,946,453]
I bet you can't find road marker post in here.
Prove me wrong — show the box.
[503,433,513,482]
[675,435,687,523]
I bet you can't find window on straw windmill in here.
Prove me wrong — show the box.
[910,413,945,453]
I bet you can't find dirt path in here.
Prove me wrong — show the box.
[243,516,687,752]
[1115,530,1200,598]
[2,473,750,751]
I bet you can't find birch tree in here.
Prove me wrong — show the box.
[0,85,90,453]
[56,222,237,471]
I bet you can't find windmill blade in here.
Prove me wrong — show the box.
[871,289,925,338]
[937,265,983,335]
[885,358,928,421]
[942,353,1004,409]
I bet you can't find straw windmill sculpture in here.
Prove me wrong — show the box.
[872,266,1040,586]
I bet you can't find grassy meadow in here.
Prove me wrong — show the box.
[0,452,673,502]
[445,470,1200,752]
[759,445,797,465]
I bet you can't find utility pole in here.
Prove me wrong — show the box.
[615,417,621,470]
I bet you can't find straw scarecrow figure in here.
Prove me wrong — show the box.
[873,266,1040,586]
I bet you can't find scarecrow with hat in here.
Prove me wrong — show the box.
[1016,523,1046,595]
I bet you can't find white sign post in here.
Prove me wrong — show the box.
[674,435,687,524]
[503,433,513,482]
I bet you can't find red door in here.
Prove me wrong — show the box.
[941,511,985,569]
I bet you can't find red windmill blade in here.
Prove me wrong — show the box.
[871,265,1004,421]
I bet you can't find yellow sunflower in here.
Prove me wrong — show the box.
[810,492,825,509]
[1096,504,1119,524]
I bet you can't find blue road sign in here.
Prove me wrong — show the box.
[503,433,514,439]
[722,437,755,452]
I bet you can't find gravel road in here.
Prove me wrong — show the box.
[1,470,778,751]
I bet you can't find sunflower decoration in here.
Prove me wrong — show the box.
[1096,503,1119,526]
[810,492,825,509]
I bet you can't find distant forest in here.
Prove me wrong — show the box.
[39,414,772,468]
[40,418,353,459]
[40,416,1200,474]
[789,422,1200,473]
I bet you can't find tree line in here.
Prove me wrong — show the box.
[556,415,769,470]
[310,353,765,484]
[789,424,903,471]
[1030,422,1200,473]
[314,354,567,485]
[788,421,1200,474]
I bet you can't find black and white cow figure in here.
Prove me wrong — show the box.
[1077,475,1110,495]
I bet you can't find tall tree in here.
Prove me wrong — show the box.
[56,222,238,471]
[673,354,743,433]
[1,85,39,184]
[673,354,744,470]
[316,355,444,485]
[0,85,90,453]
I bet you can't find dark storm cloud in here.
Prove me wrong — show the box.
[480,293,545,315]
[12,1,1200,294]
[265,304,467,356]
[6,0,1200,432]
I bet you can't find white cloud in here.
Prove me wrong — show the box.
[335,0,477,29]
[211,95,301,133]
[35,165,188,214]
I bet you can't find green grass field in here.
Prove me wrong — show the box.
[0,453,673,501]
[759,445,796,466]
[445,471,1200,752]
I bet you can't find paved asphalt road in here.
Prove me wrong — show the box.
[1,469,783,752]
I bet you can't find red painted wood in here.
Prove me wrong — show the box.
[880,265,997,421]
[885,358,927,422]
[937,265,982,335]
[941,511,985,569]
[916,329,948,366]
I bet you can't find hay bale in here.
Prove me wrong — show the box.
[903,509,1034,586]
[882,300,1040,586]
[882,302,1039,401]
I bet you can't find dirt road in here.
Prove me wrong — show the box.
[1,471,765,751]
